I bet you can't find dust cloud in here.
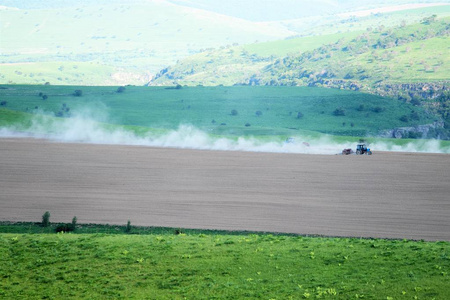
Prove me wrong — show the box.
[1,113,449,154]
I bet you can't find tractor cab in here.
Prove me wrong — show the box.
[356,143,372,155]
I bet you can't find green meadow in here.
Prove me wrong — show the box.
[0,222,449,299]
[0,85,435,138]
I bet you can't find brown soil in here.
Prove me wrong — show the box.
[1,138,449,241]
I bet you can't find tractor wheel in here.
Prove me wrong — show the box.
[356,150,361,155]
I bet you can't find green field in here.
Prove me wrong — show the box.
[0,222,449,299]
[0,85,435,138]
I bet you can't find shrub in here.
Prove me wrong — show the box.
[245,123,251,127]
[411,111,420,120]
[333,108,345,116]
[356,104,364,111]
[255,110,262,117]
[411,98,421,106]
[42,95,48,100]
[55,224,74,233]
[408,131,422,139]
[125,220,132,233]
[117,86,126,93]
[174,229,184,235]
[73,89,83,97]
[372,106,385,113]
[42,211,50,227]
[0,101,7,106]
[231,109,238,116]
[400,115,409,122]
[297,112,304,119]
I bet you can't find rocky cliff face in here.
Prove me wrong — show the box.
[379,121,445,139]
[374,82,449,101]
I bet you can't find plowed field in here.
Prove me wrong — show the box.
[1,138,449,240]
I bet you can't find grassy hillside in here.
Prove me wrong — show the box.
[259,17,449,86]
[2,2,449,86]
[150,32,361,86]
[0,1,293,86]
[0,85,437,138]
[151,15,449,88]
[0,224,449,299]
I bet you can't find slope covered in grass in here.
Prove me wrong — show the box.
[150,15,449,88]
[0,1,293,86]
[0,85,436,138]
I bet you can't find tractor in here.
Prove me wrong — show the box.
[356,143,372,155]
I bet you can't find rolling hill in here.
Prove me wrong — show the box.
[1,1,449,86]
[150,13,449,89]
[0,1,294,86]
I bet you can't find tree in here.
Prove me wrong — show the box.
[231,109,238,116]
[296,112,304,119]
[126,220,132,233]
[42,211,50,227]
[71,216,77,231]
[255,110,262,117]
[73,89,82,97]
[117,86,126,93]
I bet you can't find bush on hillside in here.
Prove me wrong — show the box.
[333,108,345,116]
[400,115,409,122]
[372,106,385,113]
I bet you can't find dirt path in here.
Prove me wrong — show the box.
[1,138,449,241]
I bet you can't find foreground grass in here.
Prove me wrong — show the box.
[0,223,449,299]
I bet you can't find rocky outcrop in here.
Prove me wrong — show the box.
[379,121,444,139]
[374,81,450,100]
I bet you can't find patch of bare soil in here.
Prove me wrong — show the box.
[1,138,449,241]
